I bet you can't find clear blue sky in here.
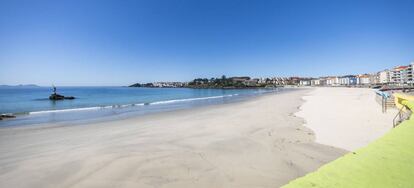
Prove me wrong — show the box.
[0,0,413,86]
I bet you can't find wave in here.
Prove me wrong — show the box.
[26,94,237,115]
[150,94,234,105]
[29,106,106,115]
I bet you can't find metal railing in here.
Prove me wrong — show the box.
[393,105,412,128]
[375,90,395,113]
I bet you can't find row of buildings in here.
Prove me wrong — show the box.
[129,82,187,88]
[132,61,414,88]
[299,74,377,87]
[298,62,414,87]
[151,82,187,88]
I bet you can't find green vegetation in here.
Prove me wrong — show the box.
[282,101,414,188]
[188,75,268,89]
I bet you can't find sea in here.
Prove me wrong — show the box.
[0,86,289,127]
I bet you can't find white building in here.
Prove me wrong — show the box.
[358,74,371,85]
[369,73,379,85]
[338,75,358,86]
[378,70,390,84]
[409,62,414,85]
[390,65,411,85]
[326,77,339,86]
[299,79,311,86]
[311,79,320,86]
[338,77,349,85]
[258,78,266,84]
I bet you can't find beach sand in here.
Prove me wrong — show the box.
[0,89,346,188]
[283,88,412,188]
[296,87,397,151]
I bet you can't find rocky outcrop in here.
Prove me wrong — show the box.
[49,94,75,100]
[0,114,16,120]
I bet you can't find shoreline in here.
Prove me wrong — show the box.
[0,88,346,188]
[0,87,285,116]
[0,88,299,128]
[0,89,305,134]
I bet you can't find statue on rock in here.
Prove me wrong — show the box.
[49,85,75,100]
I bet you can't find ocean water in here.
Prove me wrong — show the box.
[0,86,288,127]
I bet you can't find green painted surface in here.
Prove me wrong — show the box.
[401,100,414,111]
[282,112,414,188]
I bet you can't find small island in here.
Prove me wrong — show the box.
[49,86,75,100]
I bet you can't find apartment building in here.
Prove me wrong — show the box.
[338,75,358,86]
[390,65,412,85]
[311,79,321,86]
[357,74,371,85]
[326,77,339,86]
[299,79,312,86]
[378,70,390,84]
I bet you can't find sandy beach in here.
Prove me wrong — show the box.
[0,87,395,188]
[0,89,345,188]
[296,87,397,151]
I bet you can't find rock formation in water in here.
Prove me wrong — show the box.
[49,86,75,100]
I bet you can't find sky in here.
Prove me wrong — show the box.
[0,0,413,86]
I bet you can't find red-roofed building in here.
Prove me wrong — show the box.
[390,64,413,85]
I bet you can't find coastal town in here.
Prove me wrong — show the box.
[130,61,414,88]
